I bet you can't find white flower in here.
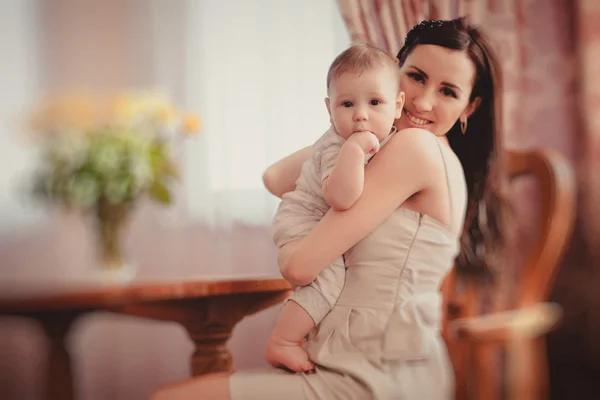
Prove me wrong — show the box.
[130,156,153,190]
[90,145,123,178]
[68,173,99,207]
[48,134,89,171]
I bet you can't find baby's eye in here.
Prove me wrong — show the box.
[441,87,457,98]
[342,101,353,108]
[370,100,381,106]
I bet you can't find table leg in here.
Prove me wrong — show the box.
[182,292,288,376]
[184,320,234,375]
[38,312,80,400]
[111,290,291,377]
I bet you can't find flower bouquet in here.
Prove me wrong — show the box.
[28,91,199,280]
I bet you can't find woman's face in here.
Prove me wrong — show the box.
[395,44,481,136]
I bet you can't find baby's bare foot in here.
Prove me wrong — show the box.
[265,337,315,372]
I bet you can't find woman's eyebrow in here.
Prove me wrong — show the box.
[409,66,463,93]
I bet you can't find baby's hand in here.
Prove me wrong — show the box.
[347,131,380,155]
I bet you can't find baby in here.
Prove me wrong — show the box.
[265,43,404,372]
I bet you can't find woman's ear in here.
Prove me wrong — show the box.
[462,96,482,120]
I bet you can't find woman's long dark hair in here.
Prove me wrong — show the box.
[397,17,506,278]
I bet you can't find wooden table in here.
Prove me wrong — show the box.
[0,276,292,400]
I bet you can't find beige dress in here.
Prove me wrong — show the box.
[230,204,459,399]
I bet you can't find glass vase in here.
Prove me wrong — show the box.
[93,200,136,283]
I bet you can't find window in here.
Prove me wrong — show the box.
[181,0,349,225]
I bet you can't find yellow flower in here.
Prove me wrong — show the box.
[30,93,98,135]
[113,91,178,129]
[181,113,201,135]
[155,103,175,125]
[113,93,136,123]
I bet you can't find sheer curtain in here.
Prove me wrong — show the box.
[0,3,353,399]
[180,0,350,227]
[0,0,350,280]
[0,0,43,234]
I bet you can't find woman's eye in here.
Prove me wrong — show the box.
[370,100,381,106]
[342,101,353,108]
[408,72,424,83]
[441,87,457,98]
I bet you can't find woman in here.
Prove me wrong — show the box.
[152,17,505,400]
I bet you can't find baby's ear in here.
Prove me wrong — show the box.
[325,97,333,124]
[395,92,405,119]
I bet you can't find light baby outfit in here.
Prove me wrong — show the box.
[272,126,393,324]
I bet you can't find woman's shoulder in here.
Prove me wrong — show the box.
[379,128,447,171]
[389,127,440,146]
[358,128,447,201]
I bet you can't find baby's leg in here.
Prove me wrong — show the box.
[266,245,346,372]
[265,300,316,372]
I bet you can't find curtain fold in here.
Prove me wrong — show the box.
[336,0,487,56]
[576,0,600,250]
[336,0,578,160]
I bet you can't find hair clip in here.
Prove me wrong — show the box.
[404,20,451,46]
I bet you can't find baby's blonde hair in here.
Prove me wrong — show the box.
[326,43,400,92]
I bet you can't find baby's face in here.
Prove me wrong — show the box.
[326,67,403,141]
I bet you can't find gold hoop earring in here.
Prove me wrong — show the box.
[460,118,467,135]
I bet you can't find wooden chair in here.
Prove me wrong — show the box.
[443,148,576,400]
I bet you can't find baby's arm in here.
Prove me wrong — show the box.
[283,132,378,324]
[323,131,380,210]
[263,146,312,198]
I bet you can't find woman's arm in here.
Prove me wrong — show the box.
[281,129,441,286]
[263,146,312,198]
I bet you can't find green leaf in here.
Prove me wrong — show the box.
[150,181,171,204]
[161,161,179,179]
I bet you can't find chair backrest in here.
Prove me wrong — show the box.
[505,149,576,307]
[442,148,576,399]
